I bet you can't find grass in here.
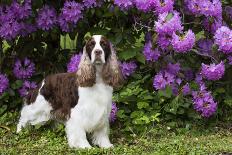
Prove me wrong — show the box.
[1,112,232,155]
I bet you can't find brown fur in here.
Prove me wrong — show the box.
[102,44,124,89]
[25,82,42,105]
[76,50,96,87]
[25,73,80,121]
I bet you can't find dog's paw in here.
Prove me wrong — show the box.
[16,125,22,133]
[69,141,92,149]
[99,143,113,149]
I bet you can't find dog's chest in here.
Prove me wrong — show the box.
[70,83,113,131]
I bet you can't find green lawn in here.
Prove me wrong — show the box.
[1,112,232,155]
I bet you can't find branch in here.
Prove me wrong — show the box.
[191,49,219,63]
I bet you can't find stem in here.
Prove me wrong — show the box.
[191,49,219,63]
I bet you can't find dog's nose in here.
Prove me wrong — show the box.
[95,50,102,56]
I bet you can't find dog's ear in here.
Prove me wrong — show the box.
[76,46,96,87]
[102,43,124,89]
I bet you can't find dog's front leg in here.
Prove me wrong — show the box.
[66,121,91,149]
[92,121,113,148]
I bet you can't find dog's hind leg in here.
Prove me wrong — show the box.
[16,94,53,133]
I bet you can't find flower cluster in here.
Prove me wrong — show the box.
[155,11,183,35]
[114,0,133,10]
[0,0,33,40]
[185,0,222,17]
[214,26,232,54]
[134,0,155,12]
[153,63,181,90]
[202,17,222,33]
[153,70,175,90]
[120,61,137,78]
[154,0,174,14]
[110,102,118,122]
[36,5,57,31]
[197,39,213,54]
[67,53,82,73]
[192,86,217,118]
[58,1,83,32]
[171,30,195,53]
[143,40,160,62]
[18,80,37,97]
[0,74,9,96]
[201,61,225,81]
[83,0,97,8]
[13,58,35,79]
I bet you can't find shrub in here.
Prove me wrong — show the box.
[0,0,232,133]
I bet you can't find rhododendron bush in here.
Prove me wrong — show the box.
[0,0,232,132]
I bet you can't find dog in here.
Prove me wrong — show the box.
[16,35,124,149]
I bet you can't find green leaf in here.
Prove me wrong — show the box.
[158,86,172,98]
[195,31,205,41]
[137,102,149,109]
[11,80,23,90]
[136,52,145,64]
[166,13,174,21]
[119,49,137,60]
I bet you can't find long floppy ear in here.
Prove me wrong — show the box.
[102,43,124,89]
[76,46,96,87]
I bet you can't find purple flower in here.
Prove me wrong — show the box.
[184,69,194,81]
[110,102,118,122]
[202,17,222,33]
[157,34,171,50]
[0,20,22,40]
[225,6,232,19]
[171,29,195,53]
[83,0,97,8]
[67,53,82,73]
[114,0,133,10]
[13,58,35,79]
[166,63,181,76]
[197,39,213,54]
[214,26,232,54]
[62,1,83,23]
[120,61,137,78]
[185,0,222,17]
[228,56,232,65]
[18,80,37,97]
[182,83,191,95]
[155,0,174,14]
[0,74,9,96]
[143,41,160,62]
[36,5,57,31]
[153,71,175,90]
[201,61,225,81]
[192,89,217,118]
[155,11,183,35]
[59,1,83,32]
[20,23,36,36]
[9,0,32,20]
[134,0,155,12]
[0,0,32,40]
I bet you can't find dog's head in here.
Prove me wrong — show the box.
[85,35,111,65]
[77,35,124,88]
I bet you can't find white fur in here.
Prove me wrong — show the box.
[16,35,114,149]
[66,68,113,148]
[91,35,106,64]
[17,81,52,133]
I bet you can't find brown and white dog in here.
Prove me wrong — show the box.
[16,35,124,149]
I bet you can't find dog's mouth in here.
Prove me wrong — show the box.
[93,58,103,65]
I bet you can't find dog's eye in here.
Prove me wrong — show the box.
[100,41,107,47]
[88,40,95,48]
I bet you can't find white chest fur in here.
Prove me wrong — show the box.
[67,82,113,132]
